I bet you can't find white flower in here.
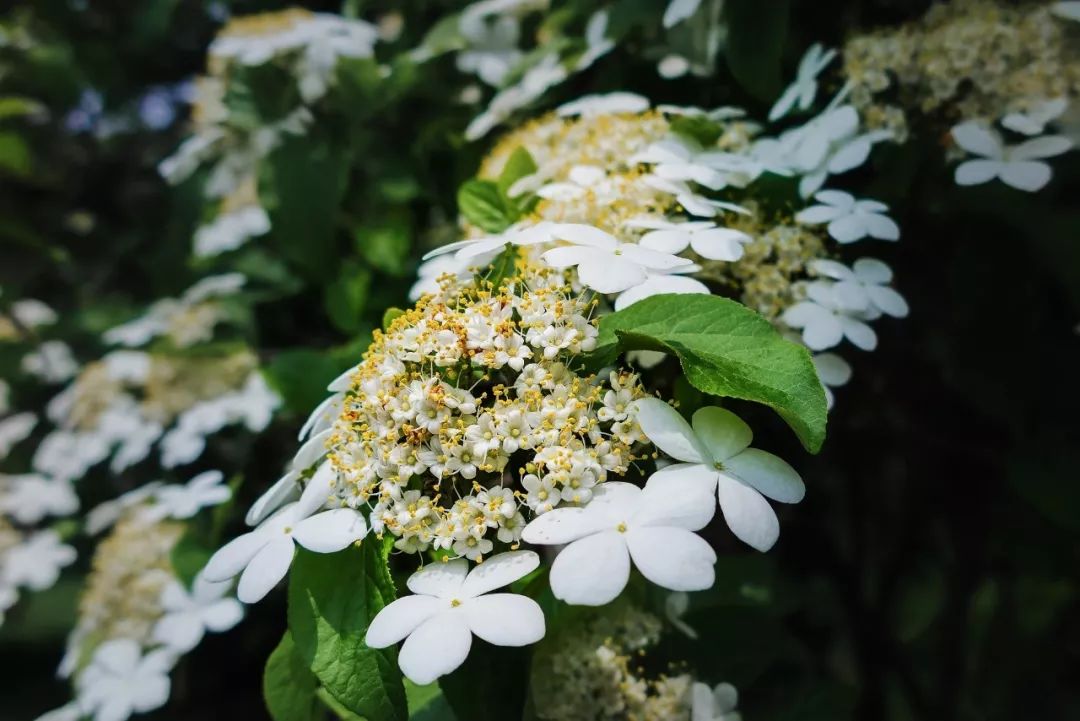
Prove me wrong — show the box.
[1,530,77,591]
[810,258,909,319]
[613,268,710,311]
[692,681,741,721]
[457,7,523,86]
[632,137,762,191]
[85,483,163,535]
[32,703,81,721]
[665,591,698,639]
[633,399,804,552]
[10,298,58,328]
[410,252,488,300]
[521,480,717,605]
[76,639,174,721]
[0,411,37,459]
[640,176,750,219]
[663,0,703,28]
[541,224,687,294]
[768,44,836,122]
[465,53,568,140]
[365,551,544,684]
[152,574,244,653]
[1002,98,1069,136]
[952,122,1073,192]
[628,216,752,261]
[755,103,891,197]
[1052,2,1080,22]
[782,281,878,351]
[795,190,899,243]
[0,474,79,524]
[21,341,78,383]
[140,470,231,523]
[557,92,650,118]
[193,205,271,258]
[202,463,368,603]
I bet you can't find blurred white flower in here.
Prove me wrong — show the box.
[21,341,79,383]
[952,122,1073,192]
[10,299,58,328]
[1,530,76,592]
[665,591,698,639]
[692,681,742,721]
[810,258,909,319]
[85,482,163,535]
[0,412,37,460]
[193,205,270,258]
[769,44,837,122]
[75,639,175,721]
[152,574,244,653]
[1002,98,1068,136]
[1052,2,1080,21]
[663,0,703,28]
[557,92,649,118]
[0,474,78,524]
[795,190,899,243]
[812,352,852,410]
[140,470,231,523]
[576,10,614,70]
[366,552,544,684]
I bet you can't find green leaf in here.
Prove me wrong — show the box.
[265,349,346,416]
[475,245,519,292]
[0,96,45,121]
[407,679,457,720]
[264,632,321,721]
[263,137,351,281]
[724,0,790,101]
[670,116,724,147]
[288,543,406,721]
[170,533,213,590]
[325,262,373,334]
[0,131,32,177]
[496,147,538,198]
[592,294,827,452]
[357,215,412,276]
[457,179,516,233]
[382,307,406,331]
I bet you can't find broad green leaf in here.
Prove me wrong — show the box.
[458,179,515,233]
[264,632,321,721]
[357,215,412,276]
[324,262,373,334]
[170,533,213,590]
[288,543,406,721]
[263,137,350,281]
[670,116,724,147]
[724,0,790,101]
[593,294,827,452]
[0,131,32,177]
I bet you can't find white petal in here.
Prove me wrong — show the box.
[802,313,844,351]
[632,397,707,463]
[795,204,845,224]
[299,393,343,441]
[691,406,752,462]
[867,285,909,318]
[540,245,605,269]
[131,676,171,713]
[549,531,631,606]
[520,507,611,545]
[365,595,444,648]
[863,213,900,241]
[552,223,617,249]
[153,613,203,653]
[725,448,805,503]
[327,366,358,392]
[577,255,648,293]
[716,475,780,552]
[634,467,716,531]
[407,559,469,598]
[827,137,872,174]
[292,508,368,553]
[614,274,709,311]
[639,229,691,254]
[246,471,300,527]
[398,613,472,685]
[813,189,854,209]
[460,550,539,598]
[625,526,716,591]
[292,428,332,471]
[951,122,1002,158]
[461,594,545,645]
[827,214,868,243]
[954,159,1001,186]
[813,353,852,386]
[203,531,270,582]
[237,537,295,603]
[201,598,244,632]
[689,229,750,261]
[296,461,336,518]
[1009,135,1072,161]
[852,257,892,283]
[839,316,878,350]
[999,161,1053,192]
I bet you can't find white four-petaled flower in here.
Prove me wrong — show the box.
[365,551,544,684]
[202,462,368,603]
[795,190,899,243]
[782,280,878,351]
[521,480,718,605]
[140,469,231,523]
[152,574,245,653]
[540,224,687,294]
[692,681,742,721]
[75,639,175,721]
[628,216,753,261]
[952,121,1073,192]
[768,43,837,122]
[633,399,804,552]
[1,529,77,591]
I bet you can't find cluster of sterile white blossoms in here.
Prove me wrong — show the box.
[160,8,379,258]
[36,471,242,721]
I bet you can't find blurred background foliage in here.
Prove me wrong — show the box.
[1,0,1078,720]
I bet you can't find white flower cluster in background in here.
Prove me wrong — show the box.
[104,273,245,349]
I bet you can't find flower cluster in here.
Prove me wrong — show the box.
[324,261,646,559]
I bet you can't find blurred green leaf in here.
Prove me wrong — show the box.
[325,262,373,334]
[0,131,32,177]
[265,632,321,721]
[458,179,515,233]
[725,0,790,101]
[357,215,412,276]
[265,349,345,416]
